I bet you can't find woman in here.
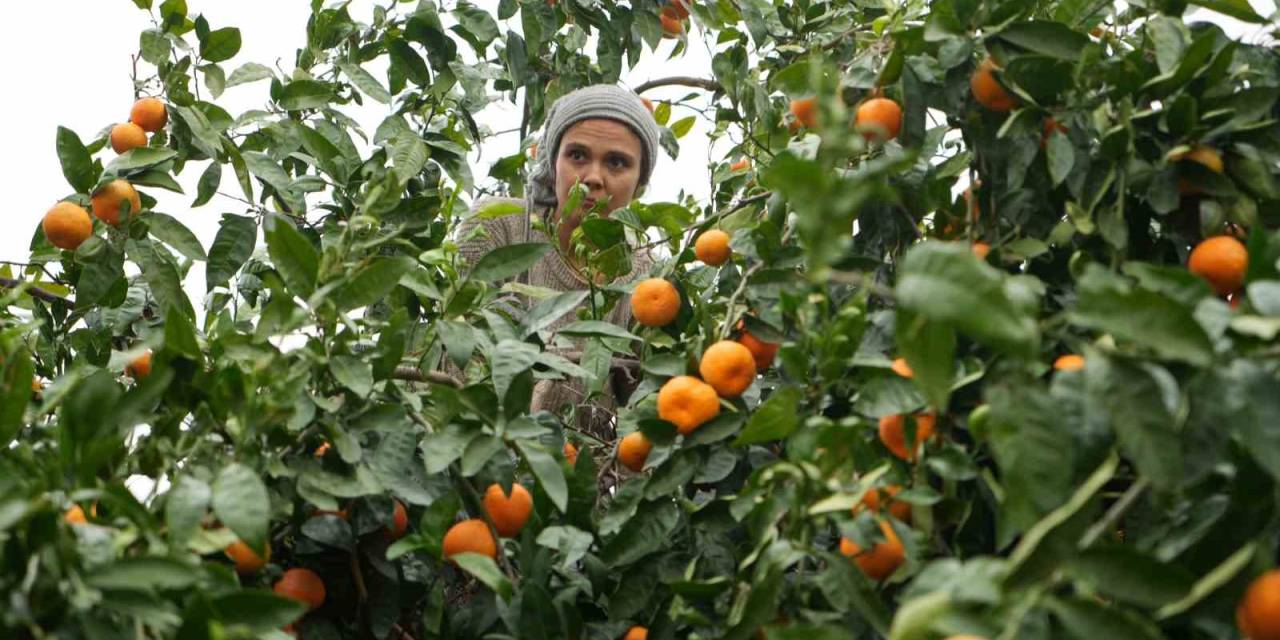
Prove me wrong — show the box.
[457,84,663,438]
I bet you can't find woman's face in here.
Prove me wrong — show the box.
[553,118,644,231]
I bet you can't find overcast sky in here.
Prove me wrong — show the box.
[1,0,721,303]
[3,1,1275,301]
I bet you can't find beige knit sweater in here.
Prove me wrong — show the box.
[455,196,653,438]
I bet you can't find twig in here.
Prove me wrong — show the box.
[634,191,773,252]
[0,278,72,305]
[719,262,765,341]
[349,552,369,603]
[716,217,794,340]
[1079,478,1149,549]
[389,624,416,640]
[549,351,641,371]
[634,76,723,94]
[827,270,897,301]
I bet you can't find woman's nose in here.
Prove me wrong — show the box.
[581,163,605,189]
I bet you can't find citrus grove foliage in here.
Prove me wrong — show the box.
[5,0,1280,638]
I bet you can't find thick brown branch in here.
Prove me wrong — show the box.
[0,278,71,305]
[634,76,723,94]
[392,352,640,388]
[392,367,464,387]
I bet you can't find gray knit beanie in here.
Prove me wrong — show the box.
[524,85,663,234]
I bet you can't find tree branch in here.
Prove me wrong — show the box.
[391,352,640,388]
[0,278,72,305]
[634,76,723,94]
[392,367,464,387]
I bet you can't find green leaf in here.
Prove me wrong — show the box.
[476,200,523,219]
[211,463,270,551]
[995,21,1090,61]
[489,340,538,405]
[338,61,391,104]
[735,386,803,446]
[85,557,200,591]
[517,440,568,512]
[1229,360,1280,483]
[329,355,373,397]
[199,26,241,62]
[536,525,594,568]
[0,348,35,445]
[1070,266,1213,366]
[277,79,334,111]
[1046,129,1074,187]
[983,382,1079,530]
[895,308,956,413]
[519,289,588,337]
[670,116,696,138]
[242,152,293,194]
[300,514,355,550]
[1067,548,1194,609]
[127,239,194,320]
[164,305,202,361]
[201,63,226,98]
[391,136,429,184]
[644,449,700,498]
[470,242,551,281]
[74,236,125,307]
[895,242,1039,358]
[107,147,178,172]
[1146,17,1188,74]
[165,475,211,546]
[817,552,893,637]
[452,3,500,47]
[139,29,171,65]
[56,126,97,193]
[210,590,306,631]
[599,500,679,567]
[389,40,431,86]
[193,161,222,207]
[332,256,415,311]
[1048,596,1163,640]
[556,321,639,342]
[654,101,671,126]
[263,214,318,297]
[206,214,256,292]
[1005,452,1119,590]
[226,62,274,87]
[129,169,184,193]
[147,213,206,261]
[452,553,513,601]
[1092,358,1182,491]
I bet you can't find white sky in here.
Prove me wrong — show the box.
[1,0,721,301]
[2,1,1275,299]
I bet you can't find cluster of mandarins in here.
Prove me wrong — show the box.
[224,495,414,632]
[41,98,166,253]
[38,98,164,389]
[969,58,1250,297]
[615,232,780,477]
[658,0,690,38]
[784,87,903,143]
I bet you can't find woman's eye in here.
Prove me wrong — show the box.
[609,157,628,169]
